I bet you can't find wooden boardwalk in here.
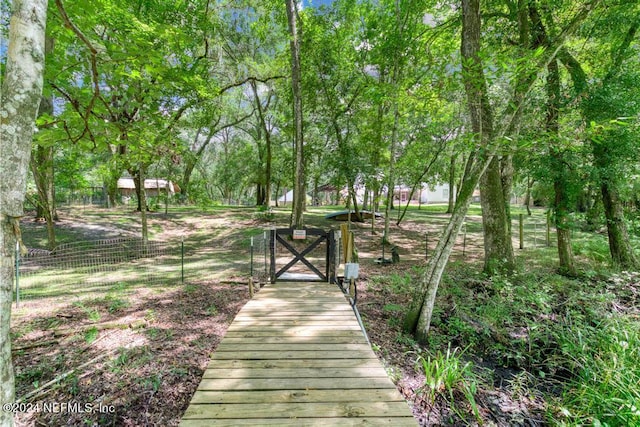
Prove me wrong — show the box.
[181,281,416,426]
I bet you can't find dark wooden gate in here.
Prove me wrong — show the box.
[269,228,336,283]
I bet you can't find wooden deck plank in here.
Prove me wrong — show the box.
[205,358,383,369]
[228,320,363,327]
[223,330,362,338]
[215,343,371,352]
[183,401,413,418]
[180,281,416,426]
[227,324,360,334]
[210,349,378,360]
[224,335,364,344]
[181,417,418,426]
[202,366,390,378]
[236,309,355,314]
[234,314,357,320]
[195,377,400,391]
[189,389,406,404]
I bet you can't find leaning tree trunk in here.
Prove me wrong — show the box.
[0,1,48,425]
[446,154,457,214]
[286,0,305,229]
[404,152,491,341]
[405,0,494,341]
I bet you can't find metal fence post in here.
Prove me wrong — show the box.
[425,232,429,260]
[519,214,524,249]
[546,209,552,247]
[181,237,184,285]
[15,241,20,308]
[250,236,254,278]
[249,236,255,298]
[463,222,467,258]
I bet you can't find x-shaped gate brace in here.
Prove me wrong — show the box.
[269,228,336,283]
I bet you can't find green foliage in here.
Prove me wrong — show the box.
[415,345,480,423]
[110,348,130,373]
[106,295,129,314]
[205,304,218,316]
[84,326,99,344]
[139,373,163,392]
[385,271,415,295]
[553,318,640,426]
[572,236,611,265]
[431,251,640,425]
[145,327,161,340]
[73,301,101,322]
[253,207,275,222]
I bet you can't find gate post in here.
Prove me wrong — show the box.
[327,229,336,283]
[269,228,276,283]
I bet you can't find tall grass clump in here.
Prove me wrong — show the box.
[553,317,640,426]
[415,345,481,423]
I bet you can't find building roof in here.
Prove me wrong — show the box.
[117,178,175,193]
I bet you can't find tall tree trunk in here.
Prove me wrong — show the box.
[30,36,57,250]
[251,81,273,208]
[383,103,400,243]
[139,165,148,244]
[524,176,534,216]
[546,59,576,275]
[594,144,639,269]
[0,1,47,425]
[446,155,457,214]
[480,158,515,274]
[131,168,144,212]
[30,142,56,250]
[405,0,492,341]
[286,0,305,229]
[557,17,638,269]
[501,155,514,235]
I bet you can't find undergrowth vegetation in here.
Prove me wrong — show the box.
[369,253,640,425]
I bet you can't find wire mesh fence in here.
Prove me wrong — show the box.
[417,213,558,262]
[248,231,270,284]
[13,214,559,305]
[13,236,256,305]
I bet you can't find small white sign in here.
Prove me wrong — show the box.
[345,263,359,280]
[292,230,306,240]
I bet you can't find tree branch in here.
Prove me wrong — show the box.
[217,75,287,95]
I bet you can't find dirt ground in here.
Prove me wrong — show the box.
[10,206,544,426]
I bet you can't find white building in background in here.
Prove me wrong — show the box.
[418,183,452,204]
[340,182,453,205]
[277,189,312,205]
[117,178,178,197]
[387,183,453,205]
